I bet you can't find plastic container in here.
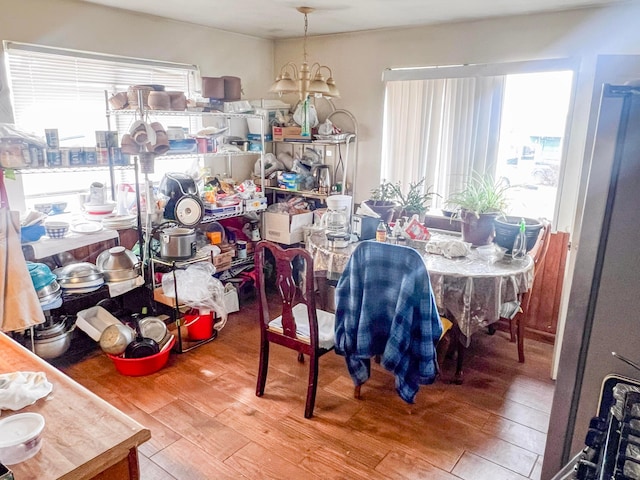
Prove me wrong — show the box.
[107,335,175,376]
[0,413,45,465]
[184,310,214,341]
[76,306,120,341]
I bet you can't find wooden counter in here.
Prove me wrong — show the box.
[0,333,151,479]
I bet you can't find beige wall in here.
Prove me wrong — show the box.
[0,0,274,101]
[274,3,640,232]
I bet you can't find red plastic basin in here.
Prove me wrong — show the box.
[107,335,175,376]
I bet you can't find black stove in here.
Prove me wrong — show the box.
[555,375,640,479]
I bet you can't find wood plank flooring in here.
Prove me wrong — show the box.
[61,295,555,480]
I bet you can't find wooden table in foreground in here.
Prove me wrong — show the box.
[0,333,151,479]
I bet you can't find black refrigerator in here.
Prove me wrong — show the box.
[542,84,640,478]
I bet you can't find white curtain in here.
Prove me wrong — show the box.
[381,75,505,208]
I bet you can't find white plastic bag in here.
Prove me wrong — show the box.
[223,283,239,314]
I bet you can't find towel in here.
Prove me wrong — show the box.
[1,208,46,332]
[0,371,53,413]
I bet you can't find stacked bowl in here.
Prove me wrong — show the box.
[96,246,140,282]
[53,262,104,294]
[28,262,62,310]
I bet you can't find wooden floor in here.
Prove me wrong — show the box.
[62,296,556,480]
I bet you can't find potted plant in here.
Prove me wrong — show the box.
[391,178,439,222]
[446,173,510,246]
[363,180,399,224]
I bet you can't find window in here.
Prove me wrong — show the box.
[381,60,575,222]
[3,41,198,211]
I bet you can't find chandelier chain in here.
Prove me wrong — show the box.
[303,12,309,63]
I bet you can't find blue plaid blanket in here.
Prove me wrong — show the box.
[334,241,443,403]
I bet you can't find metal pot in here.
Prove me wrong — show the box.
[160,227,196,260]
[31,318,75,359]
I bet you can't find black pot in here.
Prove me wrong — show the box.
[494,216,543,253]
[460,210,498,247]
[363,200,398,224]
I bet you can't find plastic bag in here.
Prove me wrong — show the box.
[293,102,319,128]
[161,263,228,329]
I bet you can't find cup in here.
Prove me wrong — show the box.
[149,122,170,155]
[120,134,140,155]
[129,121,149,144]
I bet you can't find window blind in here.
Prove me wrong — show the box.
[4,41,199,141]
[2,42,200,210]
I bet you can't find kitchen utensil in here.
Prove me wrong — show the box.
[159,226,196,260]
[76,305,121,341]
[312,164,332,195]
[53,262,102,283]
[99,322,135,355]
[173,194,203,227]
[0,413,45,465]
[125,317,160,359]
[107,335,175,376]
[139,316,169,347]
[71,221,104,234]
[30,317,75,359]
[44,221,69,239]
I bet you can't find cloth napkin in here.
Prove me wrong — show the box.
[0,371,53,414]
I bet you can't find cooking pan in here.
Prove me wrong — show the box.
[125,317,160,359]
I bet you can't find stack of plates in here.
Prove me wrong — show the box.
[71,221,103,234]
[101,214,137,230]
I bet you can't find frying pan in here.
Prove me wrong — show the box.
[125,317,160,359]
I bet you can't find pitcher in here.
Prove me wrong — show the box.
[321,206,348,235]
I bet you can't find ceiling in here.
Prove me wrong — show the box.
[79,0,628,39]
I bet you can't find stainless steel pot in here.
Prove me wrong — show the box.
[160,227,196,260]
[31,319,75,359]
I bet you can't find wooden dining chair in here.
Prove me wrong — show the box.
[501,220,552,363]
[334,241,450,402]
[254,240,335,418]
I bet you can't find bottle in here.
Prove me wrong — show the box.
[512,218,527,260]
[376,220,387,243]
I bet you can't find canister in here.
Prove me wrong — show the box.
[45,129,59,149]
[236,240,247,259]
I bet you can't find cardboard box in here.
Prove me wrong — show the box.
[203,203,243,217]
[272,126,304,141]
[212,250,234,269]
[264,210,313,245]
[244,196,267,212]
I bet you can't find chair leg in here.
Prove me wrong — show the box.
[516,315,525,363]
[354,384,362,399]
[256,339,269,397]
[304,352,319,418]
[509,317,516,342]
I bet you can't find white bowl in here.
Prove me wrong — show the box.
[0,413,45,465]
[84,202,116,214]
[44,221,70,239]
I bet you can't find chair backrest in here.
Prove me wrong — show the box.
[521,220,552,311]
[530,220,552,276]
[254,240,319,347]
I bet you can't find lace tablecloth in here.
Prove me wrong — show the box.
[307,232,534,345]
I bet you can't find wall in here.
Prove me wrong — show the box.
[0,0,274,210]
[0,0,274,97]
[273,3,640,233]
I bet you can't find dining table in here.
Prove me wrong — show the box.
[306,230,534,382]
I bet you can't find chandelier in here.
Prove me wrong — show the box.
[269,6,340,101]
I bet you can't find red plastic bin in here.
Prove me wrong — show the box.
[107,335,175,376]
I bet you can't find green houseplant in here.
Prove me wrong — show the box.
[391,178,439,221]
[446,173,510,246]
[364,180,399,223]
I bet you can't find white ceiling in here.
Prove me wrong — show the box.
[79,0,628,39]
